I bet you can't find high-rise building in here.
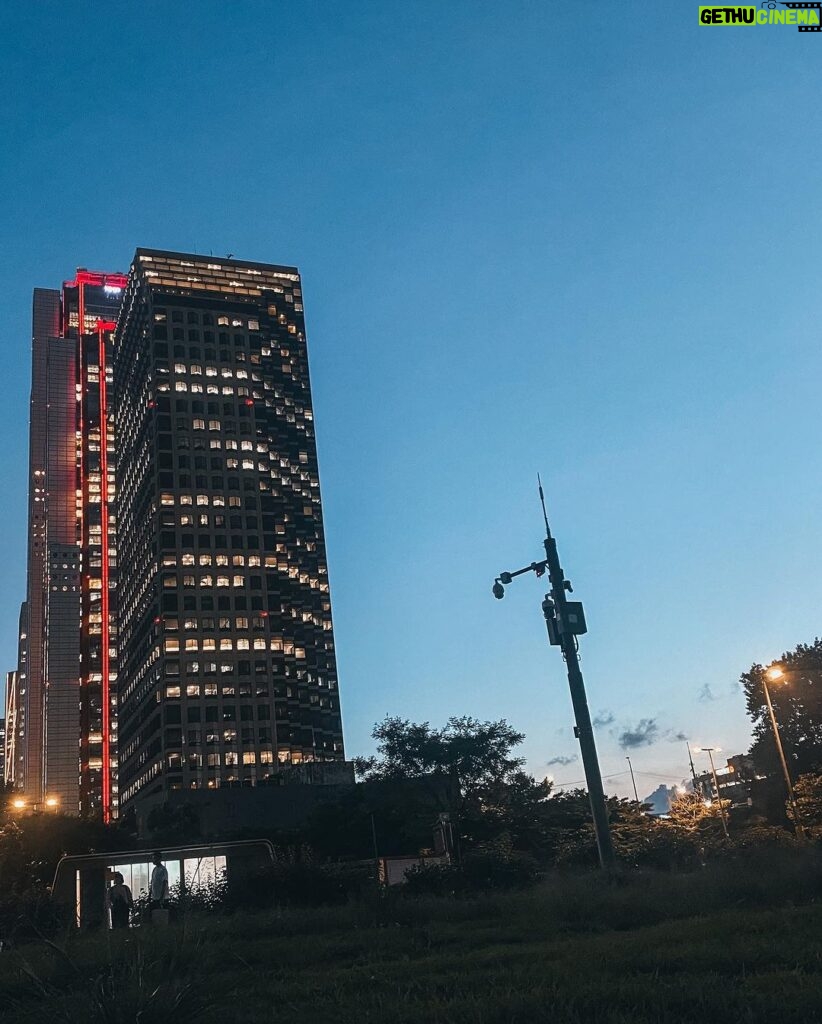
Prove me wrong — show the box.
[11,271,124,817]
[5,605,26,787]
[0,715,6,783]
[115,249,344,810]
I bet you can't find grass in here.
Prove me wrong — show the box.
[4,851,822,1023]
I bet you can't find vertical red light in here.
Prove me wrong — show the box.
[96,319,115,823]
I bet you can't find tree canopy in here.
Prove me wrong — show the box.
[354,715,527,795]
[741,640,822,778]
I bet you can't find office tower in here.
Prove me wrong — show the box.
[115,249,344,810]
[0,715,6,783]
[5,604,26,786]
[13,271,124,817]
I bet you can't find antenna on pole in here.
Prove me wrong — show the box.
[537,474,551,539]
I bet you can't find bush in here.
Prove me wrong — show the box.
[404,851,541,897]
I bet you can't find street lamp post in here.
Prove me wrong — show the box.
[626,756,639,804]
[695,746,729,838]
[493,481,615,871]
[763,666,806,840]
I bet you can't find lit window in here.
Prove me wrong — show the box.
[233,575,245,587]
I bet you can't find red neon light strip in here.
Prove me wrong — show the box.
[63,270,129,291]
[97,319,112,823]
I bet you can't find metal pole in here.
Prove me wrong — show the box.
[370,813,381,883]
[542,528,615,871]
[705,748,730,839]
[626,756,639,804]
[686,741,699,792]
[762,675,806,840]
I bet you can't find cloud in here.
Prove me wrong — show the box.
[665,730,688,742]
[698,684,717,703]
[618,718,659,750]
[546,754,577,767]
[593,710,615,728]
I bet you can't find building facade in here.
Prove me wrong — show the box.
[115,249,344,810]
[9,272,123,817]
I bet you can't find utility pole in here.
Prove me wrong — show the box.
[626,756,639,804]
[493,480,615,871]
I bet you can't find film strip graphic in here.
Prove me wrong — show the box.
[767,1,822,31]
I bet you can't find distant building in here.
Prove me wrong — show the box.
[695,753,756,809]
[0,714,6,782]
[10,271,124,817]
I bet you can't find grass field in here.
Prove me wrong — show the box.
[4,853,822,1023]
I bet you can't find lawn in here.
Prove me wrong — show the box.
[4,857,822,1023]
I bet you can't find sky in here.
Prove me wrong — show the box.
[1,1,820,801]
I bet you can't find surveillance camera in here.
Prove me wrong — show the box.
[492,581,505,600]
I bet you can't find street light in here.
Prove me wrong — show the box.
[45,796,59,809]
[11,798,26,810]
[694,746,729,838]
[762,664,806,840]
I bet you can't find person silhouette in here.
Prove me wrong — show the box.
[108,872,133,929]
[150,852,169,909]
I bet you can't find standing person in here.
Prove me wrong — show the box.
[150,852,169,909]
[108,872,133,930]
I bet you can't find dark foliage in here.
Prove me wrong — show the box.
[742,640,822,778]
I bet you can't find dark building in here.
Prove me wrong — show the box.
[9,273,123,817]
[114,249,344,810]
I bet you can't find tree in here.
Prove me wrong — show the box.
[356,716,555,858]
[355,716,526,795]
[789,772,822,836]
[741,641,822,779]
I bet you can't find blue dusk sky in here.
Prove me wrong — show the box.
[1,2,820,799]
